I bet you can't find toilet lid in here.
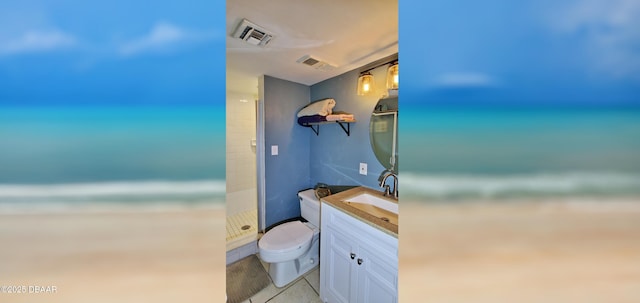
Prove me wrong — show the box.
[260,221,313,253]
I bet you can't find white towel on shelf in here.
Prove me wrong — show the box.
[326,114,354,121]
[296,98,336,117]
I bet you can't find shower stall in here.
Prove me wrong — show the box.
[226,92,259,251]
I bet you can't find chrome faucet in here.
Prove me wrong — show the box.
[379,171,398,199]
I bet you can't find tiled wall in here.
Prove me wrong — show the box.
[226,240,258,265]
[226,91,257,217]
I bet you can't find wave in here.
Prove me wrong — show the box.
[0,200,224,215]
[400,172,640,200]
[0,180,226,213]
[0,180,225,198]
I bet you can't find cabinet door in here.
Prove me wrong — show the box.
[323,227,358,303]
[356,248,398,303]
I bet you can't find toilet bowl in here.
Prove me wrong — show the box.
[259,220,313,262]
[258,189,320,287]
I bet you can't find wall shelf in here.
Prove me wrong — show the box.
[302,120,355,136]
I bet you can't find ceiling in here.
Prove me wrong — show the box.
[226,0,398,96]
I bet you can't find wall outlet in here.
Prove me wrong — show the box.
[271,145,278,156]
[359,163,367,175]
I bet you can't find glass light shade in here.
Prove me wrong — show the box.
[386,63,399,90]
[357,73,375,96]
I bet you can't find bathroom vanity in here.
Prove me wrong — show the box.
[319,187,398,303]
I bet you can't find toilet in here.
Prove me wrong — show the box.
[258,189,321,287]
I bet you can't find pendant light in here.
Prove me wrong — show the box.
[386,61,399,90]
[357,72,375,96]
[356,57,398,96]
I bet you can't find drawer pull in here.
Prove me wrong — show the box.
[350,253,356,260]
[357,258,363,265]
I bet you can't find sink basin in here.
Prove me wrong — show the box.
[321,186,399,236]
[343,192,398,225]
[345,193,398,214]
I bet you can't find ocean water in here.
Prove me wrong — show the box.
[2,106,639,211]
[0,106,226,212]
[400,107,640,200]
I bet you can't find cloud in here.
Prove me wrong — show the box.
[545,0,640,80]
[0,29,76,55]
[549,0,638,32]
[118,22,215,56]
[430,72,498,88]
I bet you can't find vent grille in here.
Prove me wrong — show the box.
[302,57,320,66]
[239,27,252,39]
[249,29,266,41]
[232,19,274,47]
[297,55,336,71]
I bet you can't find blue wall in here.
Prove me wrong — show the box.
[309,54,398,189]
[263,75,311,227]
[262,54,398,226]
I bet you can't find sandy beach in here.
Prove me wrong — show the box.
[400,198,640,302]
[0,208,226,303]
[2,199,640,302]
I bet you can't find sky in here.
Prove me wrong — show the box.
[401,0,640,107]
[0,0,225,106]
[0,1,638,107]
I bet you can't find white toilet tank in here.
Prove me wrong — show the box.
[298,189,320,227]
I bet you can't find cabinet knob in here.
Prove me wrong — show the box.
[350,253,355,260]
[357,258,363,265]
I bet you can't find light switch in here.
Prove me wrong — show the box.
[271,145,278,156]
[359,163,367,175]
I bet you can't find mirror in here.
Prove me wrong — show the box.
[369,96,398,172]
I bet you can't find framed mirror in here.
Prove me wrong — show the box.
[369,96,398,172]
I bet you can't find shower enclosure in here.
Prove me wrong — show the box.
[226,92,259,251]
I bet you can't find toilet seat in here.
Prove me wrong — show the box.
[259,221,313,262]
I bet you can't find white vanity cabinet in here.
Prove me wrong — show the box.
[320,201,398,303]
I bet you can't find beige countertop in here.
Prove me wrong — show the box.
[321,186,398,238]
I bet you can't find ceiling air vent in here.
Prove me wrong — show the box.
[232,19,274,47]
[296,55,336,71]
[301,57,320,66]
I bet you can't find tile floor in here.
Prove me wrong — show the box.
[237,254,322,303]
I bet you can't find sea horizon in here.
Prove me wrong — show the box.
[2,105,639,213]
